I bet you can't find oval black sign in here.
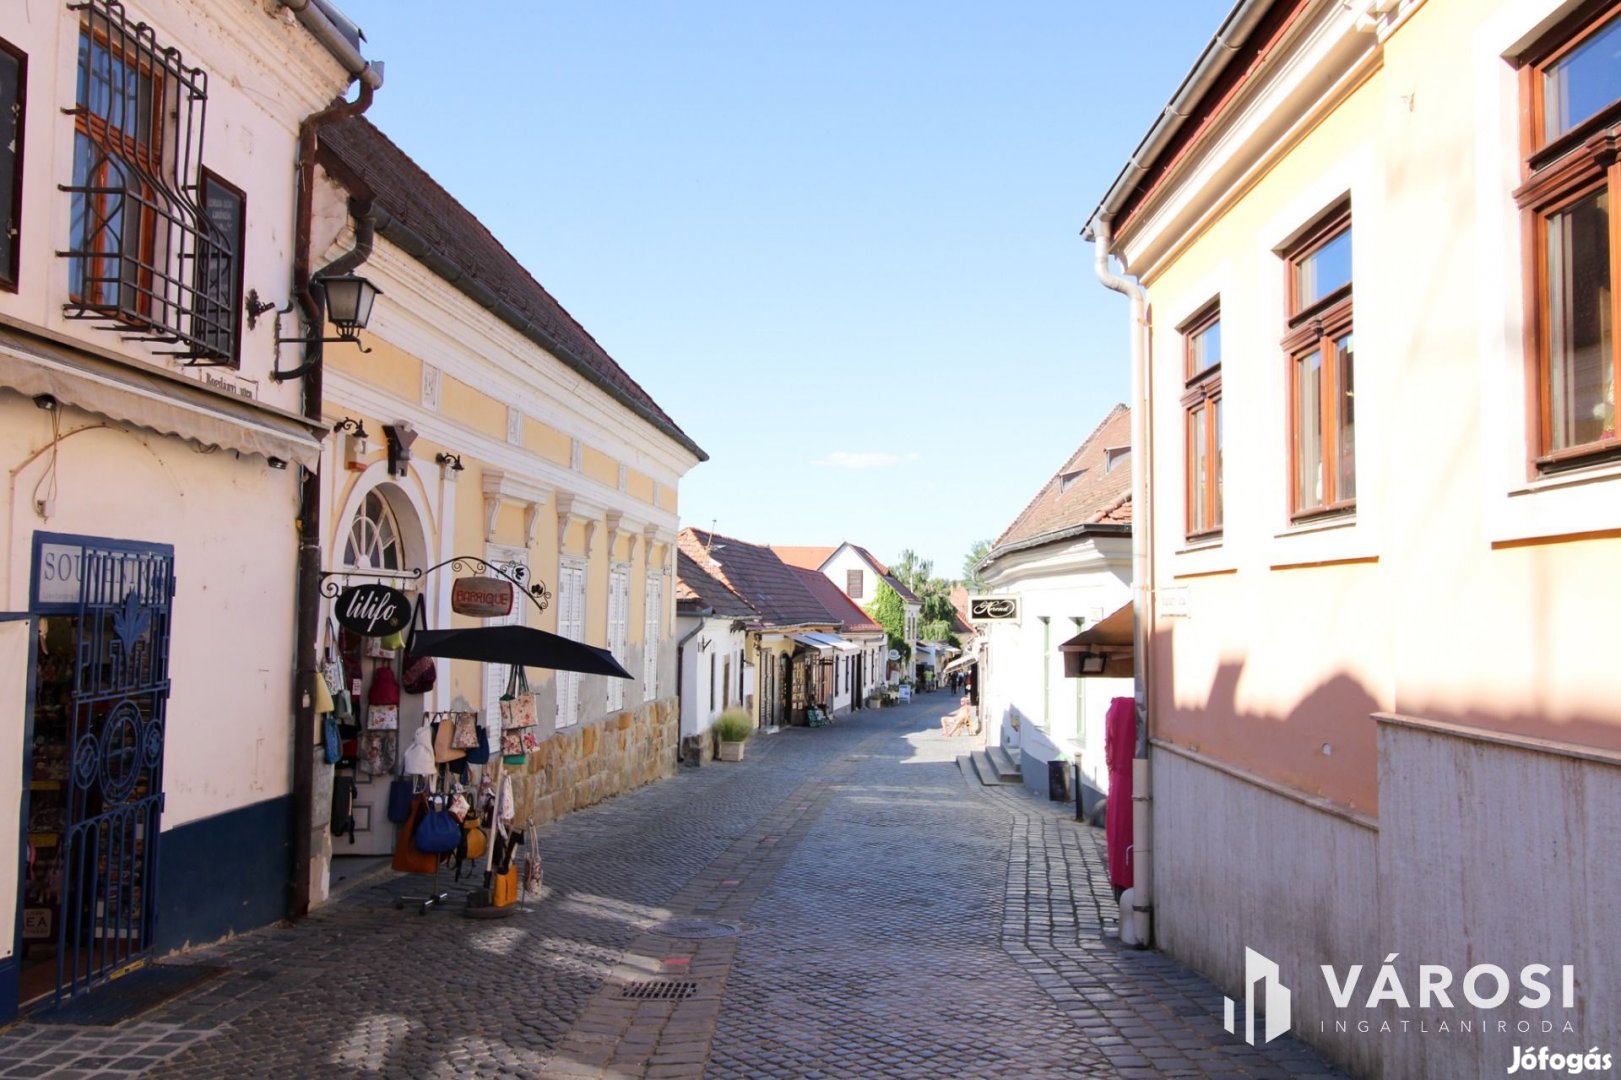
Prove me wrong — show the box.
[335,584,412,637]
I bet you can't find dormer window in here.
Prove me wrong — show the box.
[61,0,238,366]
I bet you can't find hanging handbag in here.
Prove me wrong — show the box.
[402,726,436,777]
[356,730,397,775]
[386,777,415,824]
[312,671,335,717]
[401,596,437,694]
[500,729,540,756]
[392,796,439,874]
[522,854,542,899]
[449,711,480,749]
[464,719,491,765]
[499,668,539,730]
[433,715,466,763]
[323,714,342,765]
[366,665,400,730]
[414,796,462,855]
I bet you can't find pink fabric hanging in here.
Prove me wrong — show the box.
[1105,696,1135,890]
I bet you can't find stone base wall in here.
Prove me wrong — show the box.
[509,697,679,826]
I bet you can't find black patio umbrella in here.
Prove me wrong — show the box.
[408,625,632,679]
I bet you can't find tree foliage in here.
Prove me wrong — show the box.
[961,539,991,590]
[891,548,957,630]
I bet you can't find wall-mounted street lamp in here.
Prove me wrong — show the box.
[268,274,384,382]
[435,452,465,475]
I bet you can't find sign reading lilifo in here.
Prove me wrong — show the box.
[967,595,1021,623]
[335,584,412,637]
[451,576,514,618]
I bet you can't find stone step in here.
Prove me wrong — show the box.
[963,750,1017,786]
[986,745,1022,782]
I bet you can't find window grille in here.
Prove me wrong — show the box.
[59,0,237,365]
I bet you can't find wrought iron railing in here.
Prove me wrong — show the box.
[57,0,237,365]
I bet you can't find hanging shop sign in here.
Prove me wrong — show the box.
[451,576,514,618]
[335,583,413,637]
[968,595,1021,623]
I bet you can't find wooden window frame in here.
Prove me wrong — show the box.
[847,568,863,599]
[1282,202,1355,520]
[0,37,25,292]
[1180,302,1223,539]
[1515,1,1621,472]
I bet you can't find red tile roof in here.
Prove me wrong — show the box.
[317,117,704,461]
[770,546,837,571]
[678,529,834,629]
[988,405,1132,558]
[790,567,883,635]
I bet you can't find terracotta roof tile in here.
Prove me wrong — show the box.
[678,529,834,629]
[790,567,883,634]
[770,545,837,571]
[317,117,703,460]
[989,405,1132,556]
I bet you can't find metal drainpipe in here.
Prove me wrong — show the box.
[1093,221,1154,949]
[288,83,375,919]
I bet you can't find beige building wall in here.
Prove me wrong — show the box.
[1107,0,1621,1071]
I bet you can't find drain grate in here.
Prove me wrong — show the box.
[617,980,699,1001]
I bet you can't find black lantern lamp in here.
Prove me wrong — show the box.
[319,274,382,342]
[269,273,383,381]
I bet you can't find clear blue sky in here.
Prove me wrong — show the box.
[334,1,1225,580]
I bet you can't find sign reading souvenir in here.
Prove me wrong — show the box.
[451,576,514,618]
[967,595,1021,623]
[335,584,412,637]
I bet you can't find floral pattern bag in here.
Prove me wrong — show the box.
[499,668,538,730]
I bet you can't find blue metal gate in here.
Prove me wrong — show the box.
[56,545,173,1002]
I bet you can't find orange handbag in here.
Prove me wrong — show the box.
[391,795,440,874]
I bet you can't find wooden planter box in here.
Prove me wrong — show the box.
[717,741,746,762]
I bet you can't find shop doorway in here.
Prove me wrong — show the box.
[333,484,428,858]
[19,535,173,1009]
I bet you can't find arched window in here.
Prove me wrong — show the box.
[344,489,403,571]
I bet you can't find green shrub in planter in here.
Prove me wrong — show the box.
[712,709,753,744]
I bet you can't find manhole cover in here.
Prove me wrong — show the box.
[647,917,743,939]
[618,980,699,1000]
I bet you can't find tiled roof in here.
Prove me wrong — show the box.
[770,546,837,571]
[676,549,756,620]
[678,529,834,629]
[989,405,1132,557]
[790,568,884,635]
[317,117,704,461]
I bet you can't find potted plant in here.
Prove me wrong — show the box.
[712,709,753,762]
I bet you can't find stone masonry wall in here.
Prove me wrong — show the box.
[508,697,679,827]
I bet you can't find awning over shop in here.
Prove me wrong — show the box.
[943,652,976,674]
[792,631,858,655]
[1059,601,1133,679]
[0,322,326,468]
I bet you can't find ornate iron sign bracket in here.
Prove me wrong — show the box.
[319,554,551,614]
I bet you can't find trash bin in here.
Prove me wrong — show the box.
[1047,759,1070,802]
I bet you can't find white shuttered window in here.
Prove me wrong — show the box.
[643,574,662,699]
[607,564,629,711]
[557,560,587,727]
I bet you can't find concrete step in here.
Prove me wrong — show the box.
[962,751,1002,786]
[986,745,1022,782]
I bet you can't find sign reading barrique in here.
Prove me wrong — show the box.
[451,576,514,618]
[335,584,413,637]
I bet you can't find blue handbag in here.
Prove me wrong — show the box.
[464,721,491,765]
[386,778,414,824]
[413,797,462,855]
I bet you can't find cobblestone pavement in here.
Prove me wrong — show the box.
[0,696,1347,1079]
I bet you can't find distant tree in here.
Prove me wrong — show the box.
[961,540,991,590]
[918,619,960,647]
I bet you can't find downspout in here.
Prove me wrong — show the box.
[287,81,376,919]
[1093,220,1154,949]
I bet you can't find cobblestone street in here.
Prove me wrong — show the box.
[0,696,1345,1079]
